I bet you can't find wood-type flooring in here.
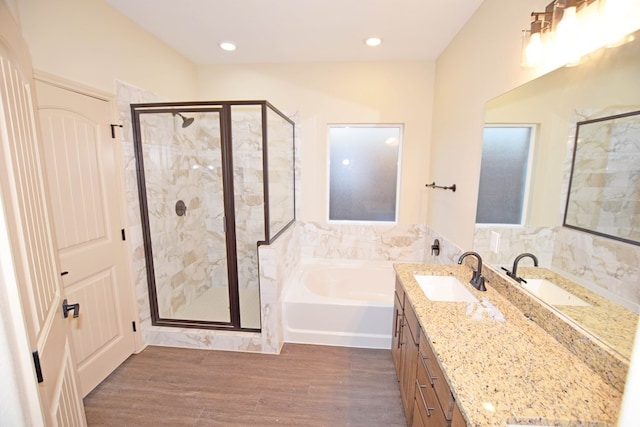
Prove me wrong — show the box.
[83,343,406,426]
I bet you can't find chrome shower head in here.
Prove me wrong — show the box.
[173,112,194,128]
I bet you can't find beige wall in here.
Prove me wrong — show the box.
[16,0,197,100]
[429,0,549,249]
[197,61,434,224]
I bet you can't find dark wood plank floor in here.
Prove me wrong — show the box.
[83,343,406,426]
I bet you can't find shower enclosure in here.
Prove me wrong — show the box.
[131,101,295,331]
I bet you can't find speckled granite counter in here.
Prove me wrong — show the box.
[394,263,622,426]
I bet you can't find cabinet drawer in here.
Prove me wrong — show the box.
[415,366,448,427]
[419,330,454,419]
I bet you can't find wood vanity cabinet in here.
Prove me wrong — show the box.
[391,279,405,377]
[401,297,420,423]
[392,279,420,425]
[393,278,467,427]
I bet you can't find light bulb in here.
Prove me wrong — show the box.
[525,32,544,67]
[556,6,578,42]
[603,0,635,46]
[555,5,580,64]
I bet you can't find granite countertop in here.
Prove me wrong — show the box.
[394,263,622,426]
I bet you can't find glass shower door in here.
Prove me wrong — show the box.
[136,109,231,325]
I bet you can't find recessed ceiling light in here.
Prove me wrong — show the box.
[219,41,236,51]
[365,37,382,47]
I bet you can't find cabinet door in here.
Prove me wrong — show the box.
[412,399,426,427]
[400,303,420,424]
[391,291,403,378]
[451,402,467,427]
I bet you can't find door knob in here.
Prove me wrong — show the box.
[62,299,80,318]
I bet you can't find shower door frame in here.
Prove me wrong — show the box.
[131,101,296,332]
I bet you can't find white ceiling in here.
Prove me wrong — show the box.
[106,0,484,65]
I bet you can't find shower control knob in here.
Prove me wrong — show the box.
[175,200,187,216]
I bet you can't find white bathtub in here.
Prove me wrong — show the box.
[283,260,395,349]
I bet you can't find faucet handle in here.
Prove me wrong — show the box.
[501,267,517,280]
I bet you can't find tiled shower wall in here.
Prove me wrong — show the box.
[137,111,226,319]
[230,106,266,295]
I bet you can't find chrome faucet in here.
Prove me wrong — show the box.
[457,251,486,291]
[503,252,539,283]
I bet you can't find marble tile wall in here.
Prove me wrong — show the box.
[473,226,556,267]
[230,106,265,296]
[552,227,640,312]
[296,221,427,263]
[138,112,227,319]
[424,227,463,265]
[257,224,300,353]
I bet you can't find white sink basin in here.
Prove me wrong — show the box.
[521,279,590,307]
[413,275,478,303]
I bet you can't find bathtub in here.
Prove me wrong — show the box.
[283,260,395,349]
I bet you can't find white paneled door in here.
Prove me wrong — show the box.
[0,5,86,425]
[35,79,137,397]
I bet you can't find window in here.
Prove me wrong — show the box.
[328,125,402,222]
[476,125,535,224]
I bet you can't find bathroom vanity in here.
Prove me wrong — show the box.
[393,263,623,426]
[393,278,465,426]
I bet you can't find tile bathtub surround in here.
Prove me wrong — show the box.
[395,263,622,425]
[296,221,427,262]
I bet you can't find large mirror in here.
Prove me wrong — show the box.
[474,30,640,361]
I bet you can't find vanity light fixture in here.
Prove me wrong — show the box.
[522,0,640,69]
[365,37,382,47]
[219,41,237,51]
[523,8,553,67]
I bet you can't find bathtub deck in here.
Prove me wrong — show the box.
[84,343,406,426]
